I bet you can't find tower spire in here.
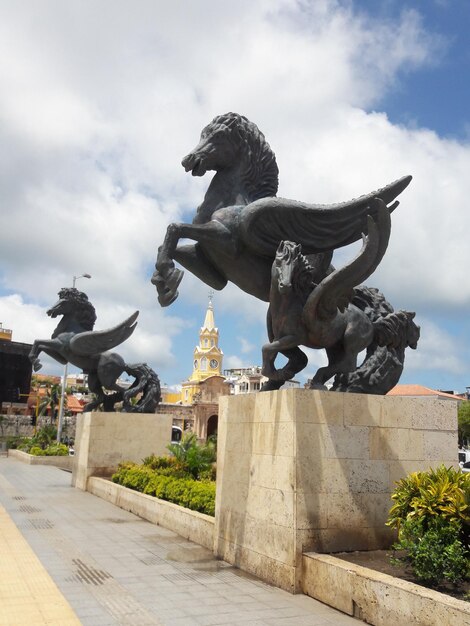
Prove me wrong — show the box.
[202,291,216,331]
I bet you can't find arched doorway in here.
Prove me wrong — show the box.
[207,414,218,440]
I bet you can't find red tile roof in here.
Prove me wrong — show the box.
[66,395,85,413]
[387,384,461,400]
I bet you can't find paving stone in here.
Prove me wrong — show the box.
[0,457,360,626]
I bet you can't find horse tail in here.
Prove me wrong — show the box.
[122,363,161,413]
[332,289,419,395]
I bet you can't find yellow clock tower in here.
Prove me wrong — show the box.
[181,294,224,404]
[190,294,223,382]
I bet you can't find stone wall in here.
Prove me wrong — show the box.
[72,412,173,490]
[0,414,77,440]
[214,389,457,592]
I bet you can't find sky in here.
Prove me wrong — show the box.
[1,0,470,393]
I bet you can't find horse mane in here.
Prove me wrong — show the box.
[209,112,279,200]
[374,310,419,349]
[293,254,317,302]
[56,287,97,332]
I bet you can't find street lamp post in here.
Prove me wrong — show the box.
[73,273,91,288]
[57,273,91,442]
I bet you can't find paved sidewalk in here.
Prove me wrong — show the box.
[0,457,360,626]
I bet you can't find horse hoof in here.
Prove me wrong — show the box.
[154,268,184,307]
[260,379,284,392]
[307,382,328,391]
[157,289,179,307]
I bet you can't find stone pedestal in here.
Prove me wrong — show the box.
[72,412,173,490]
[214,389,457,593]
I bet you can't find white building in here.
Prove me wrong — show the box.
[224,366,300,394]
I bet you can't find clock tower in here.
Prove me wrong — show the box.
[181,294,225,406]
[189,294,223,382]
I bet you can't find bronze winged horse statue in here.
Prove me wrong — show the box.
[262,199,418,389]
[152,112,411,307]
[29,288,161,412]
[152,112,416,394]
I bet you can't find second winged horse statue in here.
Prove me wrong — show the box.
[29,287,161,412]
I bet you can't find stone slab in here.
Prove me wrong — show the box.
[302,552,470,626]
[8,448,73,470]
[72,411,173,490]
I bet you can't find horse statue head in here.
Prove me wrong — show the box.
[48,287,97,338]
[182,112,279,222]
[273,240,317,299]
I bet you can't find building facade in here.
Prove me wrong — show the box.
[0,323,32,412]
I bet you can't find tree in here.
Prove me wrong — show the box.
[38,383,63,425]
[458,401,470,447]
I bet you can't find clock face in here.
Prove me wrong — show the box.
[210,359,218,369]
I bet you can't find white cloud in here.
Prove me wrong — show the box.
[240,338,255,354]
[224,355,245,370]
[404,318,465,375]
[0,1,467,388]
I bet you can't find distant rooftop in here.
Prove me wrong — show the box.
[0,322,12,341]
[387,384,464,401]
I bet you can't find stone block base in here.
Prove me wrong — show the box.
[302,552,470,625]
[214,389,457,592]
[72,412,172,490]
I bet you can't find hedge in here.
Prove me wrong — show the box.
[111,463,216,516]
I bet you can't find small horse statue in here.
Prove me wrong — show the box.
[29,288,161,412]
[261,199,411,388]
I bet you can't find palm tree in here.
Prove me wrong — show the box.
[38,383,63,425]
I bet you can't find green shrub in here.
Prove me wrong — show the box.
[43,443,69,456]
[18,441,33,452]
[143,474,172,499]
[28,445,46,456]
[141,454,190,479]
[198,465,217,482]
[142,454,178,470]
[388,465,470,532]
[8,436,29,450]
[31,425,57,448]
[14,437,69,456]
[184,481,216,516]
[167,432,216,479]
[112,463,215,516]
[388,465,470,586]
[112,464,155,492]
[392,517,468,585]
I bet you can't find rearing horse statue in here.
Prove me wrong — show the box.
[152,112,416,394]
[152,112,411,307]
[29,288,161,412]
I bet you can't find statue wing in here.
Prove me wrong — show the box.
[303,200,391,322]
[240,175,410,257]
[70,311,139,356]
